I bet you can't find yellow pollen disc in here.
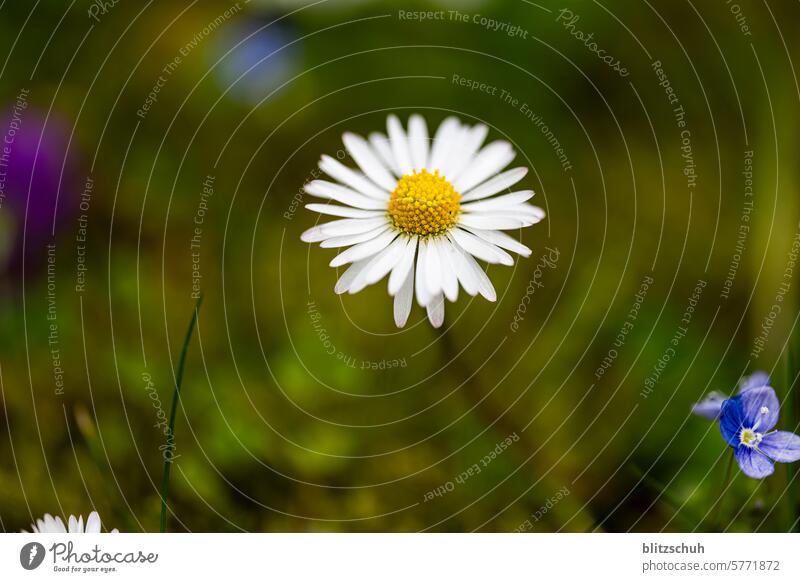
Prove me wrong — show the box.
[740,429,756,446]
[387,170,461,237]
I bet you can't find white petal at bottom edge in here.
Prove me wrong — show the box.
[393,262,415,327]
[85,511,101,533]
[426,293,445,328]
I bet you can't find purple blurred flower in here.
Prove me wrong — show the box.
[0,103,78,276]
[719,386,800,479]
[691,371,770,420]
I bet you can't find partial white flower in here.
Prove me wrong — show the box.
[25,511,118,533]
[302,114,545,328]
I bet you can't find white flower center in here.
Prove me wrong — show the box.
[739,428,763,448]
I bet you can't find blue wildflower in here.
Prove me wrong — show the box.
[718,385,800,479]
[691,371,770,420]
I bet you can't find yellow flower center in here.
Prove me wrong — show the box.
[387,170,461,237]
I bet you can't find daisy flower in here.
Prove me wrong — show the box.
[301,114,544,328]
[719,385,800,479]
[25,511,118,533]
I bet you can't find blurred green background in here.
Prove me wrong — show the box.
[1,0,799,532]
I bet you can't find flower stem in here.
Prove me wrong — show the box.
[709,451,735,531]
[159,295,203,533]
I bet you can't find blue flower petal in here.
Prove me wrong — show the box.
[739,386,780,431]
[760,431,800,463]
[692,391,726,419]
[735,445,774,479]
[719,397,744,446]
[739,371,770,392]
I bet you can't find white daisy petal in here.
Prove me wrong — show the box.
[387,114,414,175]
[425,237,444,296]
[301,216,388,243]
[350,236,410,293]
[369,132,401,176]
[449,228,514,266]
[429,117,461,171]
[305,179,387,209]
[460,167,529,202]
[330,230,398,267]
[320,225,389,248]
[415,239,433,306]
[454,141,516,193]
[388,237,418,295]
[85,511,101,533]
[442,123,488,181]
[437,239,459,302]
[407,114,430,171]
[305,204,385,219]
[461,191,535,212]
[319,155,389,200]
[508,204,547,220]
[334,259,371,294]
[448,243,480,296]
[343,132,398,191]
[393,262,415,328]
[463,227,532,257]
[26,512,117,534]
[458,213,536,231]
[426,293,445,328]
[459,247,497,301]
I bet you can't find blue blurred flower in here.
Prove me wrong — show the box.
[718,385,800,479]
[691,371,769,420]
[211,17,300,105]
